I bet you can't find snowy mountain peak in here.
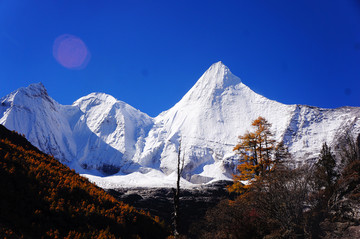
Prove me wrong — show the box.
[200,61,241,87]
[77,92,117,104]
[0,82,54,109]
[73,92,118,113]
[1,62,360,188]
[176,61,242,106]
[18,82,48,98]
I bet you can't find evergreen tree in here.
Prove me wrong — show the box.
[315,142,337,191]
[274,141,291,164]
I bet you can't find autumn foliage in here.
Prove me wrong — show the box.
[228,117,280,193]
[197,117,360,239]
[0,125,167,239]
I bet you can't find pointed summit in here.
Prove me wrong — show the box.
[0,82,53,109]
[207,61,227,72]
[199,61,241,88]
[179,61,242,104]
[19,82,48,98]
[28,82,46,90]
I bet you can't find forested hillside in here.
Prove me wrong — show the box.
[195,118,360,239]
[0,125,167,239]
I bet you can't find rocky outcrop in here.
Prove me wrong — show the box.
[106,181,234,236]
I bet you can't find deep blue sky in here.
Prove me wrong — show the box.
[1,0,359,117]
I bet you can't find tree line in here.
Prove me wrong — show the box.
[192,117,360,239]
[0,125,168,239]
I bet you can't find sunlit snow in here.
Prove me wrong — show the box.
[1,62,360,189]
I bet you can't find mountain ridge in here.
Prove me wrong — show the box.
[1,62,360,188]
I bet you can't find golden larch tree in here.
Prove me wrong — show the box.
[228,116,276,193]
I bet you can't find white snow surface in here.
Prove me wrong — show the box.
[1,62,360,188]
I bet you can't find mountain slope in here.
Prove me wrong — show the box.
[283,105,360,161]
[136,62,296,183]
[0,124,167,238]
[0,83,76,162]
[1,62,360,187]
[69,92,153,174]
[0,84,153,176]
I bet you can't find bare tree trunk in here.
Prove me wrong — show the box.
[172,139,184,238]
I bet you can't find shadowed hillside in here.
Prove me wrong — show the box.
[0,125,168,239]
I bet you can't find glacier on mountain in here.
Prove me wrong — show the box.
[1,62,360,188]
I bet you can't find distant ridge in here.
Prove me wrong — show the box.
[1,62,360,188]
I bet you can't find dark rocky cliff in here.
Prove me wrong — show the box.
[107,180,235,237]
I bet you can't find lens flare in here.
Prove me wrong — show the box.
[53,34,90,69]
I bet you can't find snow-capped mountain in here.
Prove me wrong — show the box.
[0,83,77,161]
[1,62,360,187]
[0,83,154,176]
[136,62,296,183]
[70,92,154,174]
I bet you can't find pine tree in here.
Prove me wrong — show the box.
[315,142,337,191]
[274,141,291,164]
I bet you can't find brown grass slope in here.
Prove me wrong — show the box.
[0,125,168,239]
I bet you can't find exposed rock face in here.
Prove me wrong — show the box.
[106,181,234,236]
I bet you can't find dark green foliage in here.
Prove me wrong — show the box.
[337,131,360,166]
[315,143,337,190]
[274,141,291,163]
[326,133,360,218]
